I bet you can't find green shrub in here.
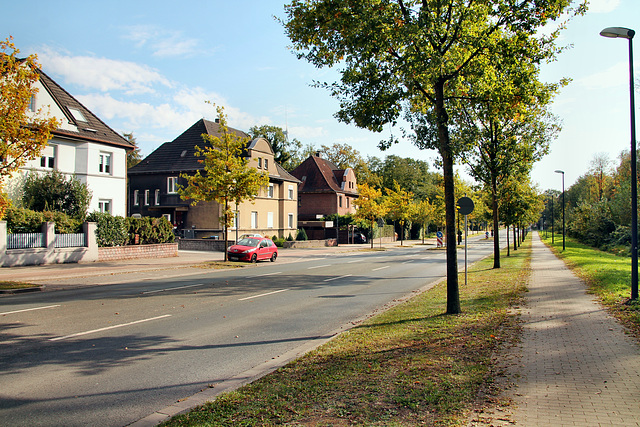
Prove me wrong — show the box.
[296,227,308,241]
[286,232,294,241]
[4,207,81,234]
[86,211,127,247]
[126,216,175,245]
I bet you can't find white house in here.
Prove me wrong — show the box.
[7,68,133,216]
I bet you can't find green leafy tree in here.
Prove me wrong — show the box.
[0,36,60,217]
[179,104,269,260]
[22,169,92,219]
[283,0,584,314]
[384,180,413,245]
[353,183,388,248]
[411,198,435,243]
[124,132,142,169]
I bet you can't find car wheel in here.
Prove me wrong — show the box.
[270,252,277,262]
[251,253,257,263]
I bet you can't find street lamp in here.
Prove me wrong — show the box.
[600,26,638,300]
[555,170,565,251]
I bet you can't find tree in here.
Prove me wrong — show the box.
[124,132,142,169]
[411,198,435,244]
[374,155,438,201]
[22,169,92,219]
[179,104,269,261]
[283,0,584,314]
[318,142,376,185]
[248,125,302,170]
[384,180,413,245]
[353,183,388,248]
[0,36,60,217]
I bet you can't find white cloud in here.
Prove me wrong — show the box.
[288,125,326,139]
[39,47,172,94]
[578,62,629,89]
[587,0,620,14]
[122,25,202,58]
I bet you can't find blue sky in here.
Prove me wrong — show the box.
[2,0,638,192]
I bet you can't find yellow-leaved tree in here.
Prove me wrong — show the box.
[178,104,269,260]
[0,36,60,217]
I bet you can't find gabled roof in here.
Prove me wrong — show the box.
[37,69,133,150]
[290,155,356,195]
[129,119,250,174]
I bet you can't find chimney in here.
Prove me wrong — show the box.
[315,151,321,157]
[215,118,220,123]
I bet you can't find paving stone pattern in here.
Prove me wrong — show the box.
[512,233,640,426]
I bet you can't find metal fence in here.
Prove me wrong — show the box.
[7,233,45,249]
[54,233,85,248]
[7,233,86,249]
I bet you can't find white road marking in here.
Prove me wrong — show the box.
[0,305,61,316]
[238,289,289,301]
[49,314,172,341]
[347,259,360,264]
[372,266,390,271]
[307,264,331,269]
[402,260,414,264]
[142,283,206,294]
[324,274,352,282]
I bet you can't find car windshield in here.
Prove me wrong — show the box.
[237,238,260,247]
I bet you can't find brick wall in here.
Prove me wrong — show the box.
[98,243,178,262]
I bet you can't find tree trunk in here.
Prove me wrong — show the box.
[223,199,229,261]
[491,174,501,268]
[506,225,510,256]
[513,225,517,251]
[435,79,460,315]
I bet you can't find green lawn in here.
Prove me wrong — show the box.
[162,239,531,426]
[540,231,640,336]
[0,281,38,290]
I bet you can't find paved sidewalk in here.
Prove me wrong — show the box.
[509,233,640,426]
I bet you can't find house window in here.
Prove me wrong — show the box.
[258,157,262,168]
[98,199,111,213]
[268,184,274,198]
[288,213,294,229]
[134,190,140,206]
[155,189,160,205]
[339,196,343,208]
[99,152,111,174]
[40,145,55,169]
[231,212,238,230]
[267,212,274,229]
[29,95,36,112]
[288,185,294,200]
[347,198,350,208]
[251,211,258,229]
[264,158,268,170]
[167,177,178,194]
[144,190,150,206]
[163,214,171,223]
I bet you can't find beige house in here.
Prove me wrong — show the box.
[128,119,299,241]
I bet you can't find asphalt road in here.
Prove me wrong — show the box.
[0,235,504,426]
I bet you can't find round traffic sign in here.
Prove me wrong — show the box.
[457,197,474,215]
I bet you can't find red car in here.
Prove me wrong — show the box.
[227,237,278,263]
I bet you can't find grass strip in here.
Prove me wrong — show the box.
[0,281,38,290]
[540,232,640,337]
[163,239,530,426]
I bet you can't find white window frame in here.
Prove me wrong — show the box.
[251,211,258,229]
[268,183,274,198]
[99,152,112,174]
[155,189,160,205]
[288,185,294,200]
[288,213,294,229]
[98,199,111,213]
[134,190,139,206]
[258,157,262,168]
[264,158,268,170]
[167,176,178,194]
[267,212,274,229]
[144,190,150,206]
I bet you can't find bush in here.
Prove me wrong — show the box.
[86,211,127,247]
[126,216,175,245]
[296,227,308,241]
[286,233,294,241]
[4,206,82,234]
[22,170,91,220]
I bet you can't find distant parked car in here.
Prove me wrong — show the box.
[239,233,262,240]
[227,237,278,263]
[349,232,367,244]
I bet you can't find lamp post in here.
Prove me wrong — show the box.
[600,26,638,300]
[555,170,565,251]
